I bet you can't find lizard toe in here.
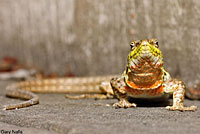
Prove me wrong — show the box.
[166,105,197,111]
[113,99,137,108]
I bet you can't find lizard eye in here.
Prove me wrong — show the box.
[130,40,141,50]
[155,41,159,48]
[130,42,136,50]
[151,39,159,48]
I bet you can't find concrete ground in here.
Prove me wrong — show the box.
[0,80,200,134]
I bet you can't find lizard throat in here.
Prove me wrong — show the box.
[126,70,163,90]
[126,80,163,90]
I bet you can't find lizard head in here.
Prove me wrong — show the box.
[124,39,164,88]
[128,38,163,68]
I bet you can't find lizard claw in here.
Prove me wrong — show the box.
[113,99,137,108]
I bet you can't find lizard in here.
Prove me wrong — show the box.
[110,38,197,111]
[3,38,198,111]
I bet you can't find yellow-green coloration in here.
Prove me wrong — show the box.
[111,39,197,111]
[161,66,171,82]
[128,39,163,60]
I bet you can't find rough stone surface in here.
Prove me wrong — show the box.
[0,0,199,86]
[0,0,200,134]
[1,81,200,134]
[0,122,54,134]
[1,1,200,132]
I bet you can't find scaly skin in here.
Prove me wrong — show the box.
[4,76,116,110]
[110,39,197,111]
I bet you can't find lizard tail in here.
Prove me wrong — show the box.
[3,83,39,110]
[3,75,117,110]
[10,76,116,94]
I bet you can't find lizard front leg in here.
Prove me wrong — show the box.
[164,79,197,111]
[110,77,136,108]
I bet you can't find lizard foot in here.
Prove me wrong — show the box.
[166,105,197,111]
[113,99,136,108]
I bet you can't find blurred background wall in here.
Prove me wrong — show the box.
[0,0,200,86]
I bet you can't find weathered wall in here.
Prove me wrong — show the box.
[0,0,200,85]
